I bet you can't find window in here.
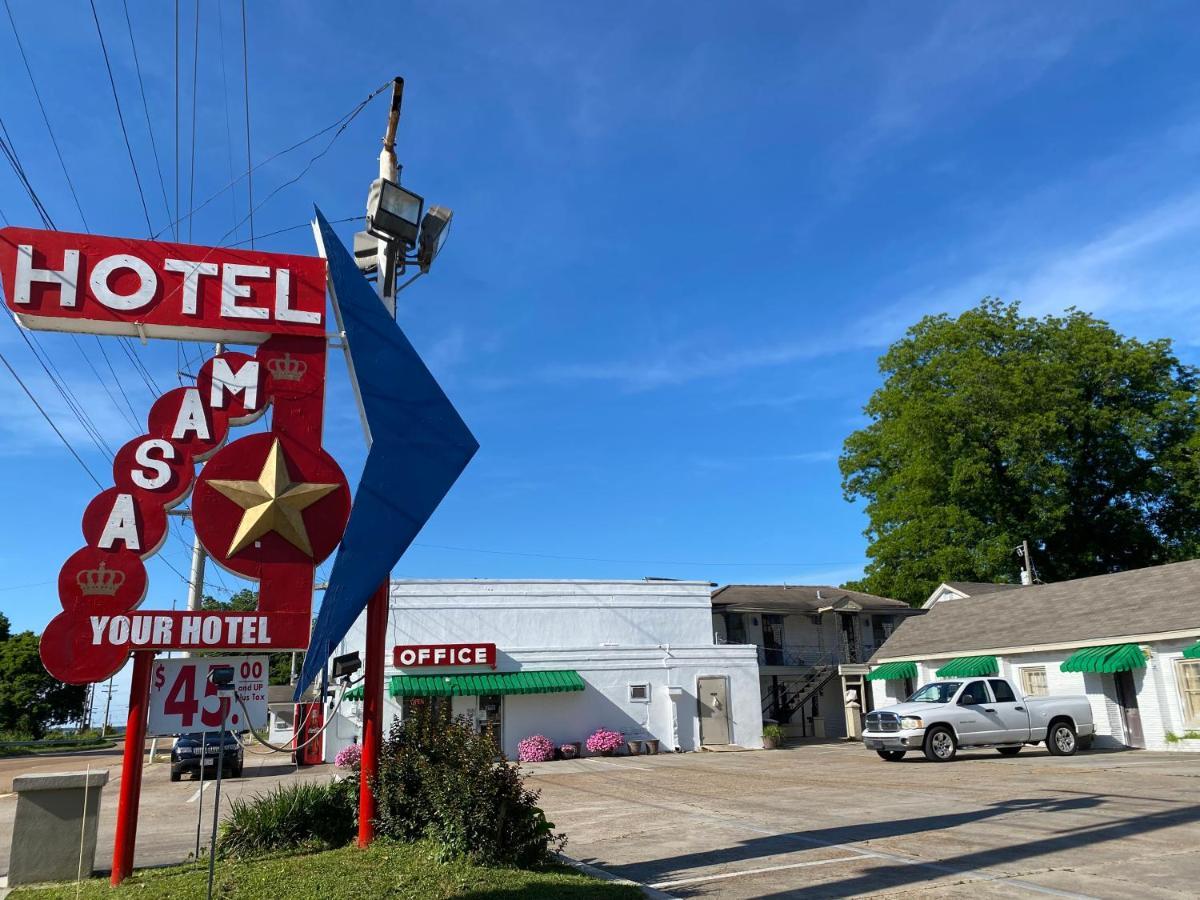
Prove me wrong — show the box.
[959,681,989,705]
[1019,667,1048,697]
[988,679,1016,703]
[1177,660,1200,728]
[629,684,650,702]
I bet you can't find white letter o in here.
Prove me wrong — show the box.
[90,254,158,311]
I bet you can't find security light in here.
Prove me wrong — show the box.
[417,206,453,273]
[332,651,362,680]
[208,665,235,694]
[366,178,423,246]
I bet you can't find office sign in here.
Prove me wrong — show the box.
[393,643,496,669]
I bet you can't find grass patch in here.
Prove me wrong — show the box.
[0,738,116,758]
[8,839,641,899]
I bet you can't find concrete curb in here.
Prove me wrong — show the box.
[555,853,677,899]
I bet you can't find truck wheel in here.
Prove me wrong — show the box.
[997,747,1021,757]
[169,770,181,783]
[1046,721,1077,756]
[876,750,906,761]
[924,726,957,762]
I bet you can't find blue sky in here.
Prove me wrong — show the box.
[3,3,1200,717]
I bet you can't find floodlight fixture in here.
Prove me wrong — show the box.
[417,206,453,273]
[208,665,236,694]
[366,178,423,246]
[353,230,379,275]
[332,651,362,681]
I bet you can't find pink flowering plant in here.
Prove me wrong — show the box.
[559,743,579,759]
[334,742,362,770]
[585,728,623,754]
[516,734,556,762]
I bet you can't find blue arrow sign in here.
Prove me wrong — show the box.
[296,208,478,699]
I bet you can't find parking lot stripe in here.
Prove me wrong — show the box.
[648,855,864,889]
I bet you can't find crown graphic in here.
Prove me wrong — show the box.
[267,353,307,382]
[77,561,126,597]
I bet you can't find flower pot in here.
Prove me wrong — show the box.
[763,736,779,750]
[600,749,615,757]
[627,740,644,755]
[645,739,660,754]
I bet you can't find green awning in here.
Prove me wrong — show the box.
[388,670,586,699]
[1060,644,1145,673]
[935,656,999,678]
[345,685,364,701]
[866,661,918,681]
[1182,642,1200,660]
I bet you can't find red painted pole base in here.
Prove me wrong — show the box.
[357,581,389,848]
[110,652,153,885]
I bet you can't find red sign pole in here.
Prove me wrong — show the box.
[111,651,153,885]
[357,581,389,847]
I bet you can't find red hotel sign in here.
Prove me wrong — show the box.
[0,227,326,344]
[393,643,496,669]
[0,227,350,684]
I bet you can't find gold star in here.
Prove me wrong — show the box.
[207,439,339,558]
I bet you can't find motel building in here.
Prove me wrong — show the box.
[321,579,764,761]
[860,560,1200,752]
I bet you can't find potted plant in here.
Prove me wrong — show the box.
[559,742,579,760]
[516,734,556,762]
[762,724,786,750]
[586,728,624,757]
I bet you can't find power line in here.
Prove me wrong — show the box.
[174,0,180,241]
[95,336,143,427]
[0,115,55,229]
[187,0,200,242]
[88,0,155,236]
[3,0,89,230]
[154,80,391,240]
[0,348,104,489]
[121,0,173,231]
[216,0,240,243]
[16,327,115,459]
[74,335,139,434]
[225,215,359,248]
[240,0,254,248]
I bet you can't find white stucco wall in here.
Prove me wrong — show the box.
[324,580,763,761]
[869,638,1200,751]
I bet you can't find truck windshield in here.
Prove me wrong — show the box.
[907,682,962,703]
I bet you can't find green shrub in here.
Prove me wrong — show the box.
[218,780,356,858]
[762,724,786,742]
[373,706,565,867]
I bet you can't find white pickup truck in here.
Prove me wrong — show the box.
[862,676,1095,762]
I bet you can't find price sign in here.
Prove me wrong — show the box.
[146,656,269,737]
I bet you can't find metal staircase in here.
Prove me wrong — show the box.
[762,665,837,723]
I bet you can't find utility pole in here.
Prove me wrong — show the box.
[374,78,404,315]
[101,677,115,737]
[1019,539,1037,585]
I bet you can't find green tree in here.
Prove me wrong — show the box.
[840,299,1200,605]
[0,615,87,737]
[201,590,304,685]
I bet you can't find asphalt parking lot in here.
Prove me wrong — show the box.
[523,742,1200,899]
[2,741,1199,898]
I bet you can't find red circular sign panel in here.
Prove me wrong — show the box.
[147,387,230,461]
[57,545,148,616]
[192,432,350,579]
[112,434,195,508]
[82,487,168,560]
[197,352,268,424]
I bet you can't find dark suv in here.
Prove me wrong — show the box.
[170,732,244,781]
